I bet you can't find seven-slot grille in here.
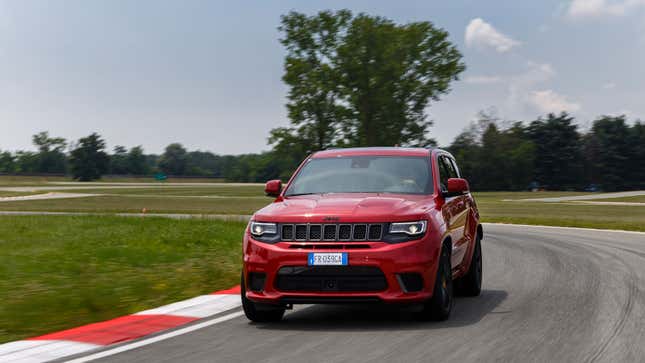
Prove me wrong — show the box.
[280,223,383,241]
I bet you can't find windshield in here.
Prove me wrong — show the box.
[284,156,433,196]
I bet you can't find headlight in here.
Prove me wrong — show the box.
[250,222,277,236]
[389,221,427,236]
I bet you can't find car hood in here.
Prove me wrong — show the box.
[253,193,435,223]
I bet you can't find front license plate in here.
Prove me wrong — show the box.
[308,252,348,266]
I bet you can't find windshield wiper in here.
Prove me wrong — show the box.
[285,192,325,197]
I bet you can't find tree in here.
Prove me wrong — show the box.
[271,10,465,155]
[449,113,535,191]
[0,151,16,173]
[109,146,129,174]
[32,131,67,173]
[629,122,645,189]
[69,133,109,181]
[528,113,583,190]
[127,146,148,175]
[158,143,188,175]
[585,116,631,191]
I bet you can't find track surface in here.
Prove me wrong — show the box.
[80,224,645,363]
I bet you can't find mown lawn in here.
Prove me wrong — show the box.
[56,184,265,197]
[0,195,270,215]
[473,193,645,232]
[0,191,44,198]
[590,195,645,203]
[0,215,246,343]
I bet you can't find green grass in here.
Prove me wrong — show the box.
[0,195,270,215]
[474,191,590,200]
[1,189,643,343]
[473,193,645,231]
[1,187,643,231]
[0,175,226,186]
[0,191,44,198]
[0,215,246,343]
[0,175,71,186]
[56,184,265,197]
[590,195,645,203]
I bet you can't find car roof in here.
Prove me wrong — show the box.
[311,147,434,158]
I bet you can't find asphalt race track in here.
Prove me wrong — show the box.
[68,224,645,363]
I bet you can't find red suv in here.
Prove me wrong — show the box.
[241,147,482,321]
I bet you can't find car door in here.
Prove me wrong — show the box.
[438,155,469,269]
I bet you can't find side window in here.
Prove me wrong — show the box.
[438,156,458,192]
[448,157,461,178]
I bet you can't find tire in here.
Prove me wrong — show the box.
[419,243,453,321]
[456,233,482,297]
[241,272,285,322]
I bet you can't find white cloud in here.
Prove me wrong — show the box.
[603,82,617,89]
[507,61,556,108]
[529,90,581,113]
[567,0,645,18]
[464,75,503,84]
[465,18,521,53]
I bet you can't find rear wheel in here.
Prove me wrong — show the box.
[419,243,453,321]
[456,234,482,297]
[241,272,285,322]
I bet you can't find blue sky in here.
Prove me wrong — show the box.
[1,0,644,154]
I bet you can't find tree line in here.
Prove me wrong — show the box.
[448,112,645,191]
[1,110,643,191]
[0,132,281,182]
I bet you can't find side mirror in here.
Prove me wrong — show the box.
[446,178,469,195]
[265,179,282,197]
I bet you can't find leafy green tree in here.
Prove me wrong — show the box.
[127,146,149,175]
[69,133,109,181]
[585,116,631,190]
[109,146,129,174]
[0,151,16,173]
[271,10,465,155]
[14,151,39,173]
[449,117,535,191]
[629,122,645,189]
[32,131,67,173]
[159,143,188,175]
[528,113,583,190]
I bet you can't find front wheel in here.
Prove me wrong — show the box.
[418,243,453,321]
[241,272,285,322]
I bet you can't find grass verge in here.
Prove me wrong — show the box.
[0,195,270,215]
[589,195,645,203]
[0,215,245,343]
[475,194,645,232]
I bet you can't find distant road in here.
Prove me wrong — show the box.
[65,224,645,363]
[511,190,645,202]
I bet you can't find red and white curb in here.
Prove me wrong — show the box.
[0,286,242,363]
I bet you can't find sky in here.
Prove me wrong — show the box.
[1,0,644,154]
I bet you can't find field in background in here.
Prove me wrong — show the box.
[1,180,644,342]
[0,215,245,343]
[0,175,225,186]
[1,180,643,231]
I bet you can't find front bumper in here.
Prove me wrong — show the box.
[243,231,443,304]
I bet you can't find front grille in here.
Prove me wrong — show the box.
[323,225,336,240]
[295,225,307,240]
[282,225,294,240]
[275,266,387,292]
[281,223,384,242]
[368,224,382,240]
[338,225,352,240]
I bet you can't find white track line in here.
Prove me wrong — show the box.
[64,311,244,363]
[483,222,645,235]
